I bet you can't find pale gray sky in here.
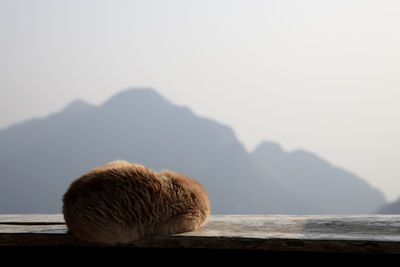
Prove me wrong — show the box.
[1,0,400,201]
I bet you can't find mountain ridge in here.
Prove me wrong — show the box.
[0,88,387,214]
[251,140,386,214]
[376,198,400,214]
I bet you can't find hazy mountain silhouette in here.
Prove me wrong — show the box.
[251,141,386,214]
[376,198,400,214]
[0,88,386,214]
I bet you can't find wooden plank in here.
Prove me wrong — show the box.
[180,215,400,241]
[0,214,64,224]
[1,214,400,254]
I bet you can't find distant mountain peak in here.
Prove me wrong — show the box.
[102,88,168,108]
[251,140,386,214]
[62,99,93,114]
[252,141,285,156]
[114,87,160,98]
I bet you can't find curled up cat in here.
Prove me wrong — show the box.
[63,161,210,245]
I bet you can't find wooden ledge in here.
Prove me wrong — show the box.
[1,214,400,254]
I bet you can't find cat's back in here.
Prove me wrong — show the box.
[63,162,167,244]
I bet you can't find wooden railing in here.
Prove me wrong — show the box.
[1,214,400,263]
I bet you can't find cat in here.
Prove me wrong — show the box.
[63,160,210,245]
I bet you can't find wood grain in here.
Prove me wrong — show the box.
[1,214,400,253]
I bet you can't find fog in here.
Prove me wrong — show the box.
[1,0,400,202]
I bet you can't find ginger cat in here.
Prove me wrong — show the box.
[63,161,210,245]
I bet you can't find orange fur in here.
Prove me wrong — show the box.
[63,161,210,245]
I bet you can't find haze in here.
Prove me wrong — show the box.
[1,0,400,201]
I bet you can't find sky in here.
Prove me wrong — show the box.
[1,0,400,201]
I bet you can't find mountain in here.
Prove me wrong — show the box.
[251,141,386,214]
[0,89,309,214]
[376,198,400,214]
[0,88,386,214]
